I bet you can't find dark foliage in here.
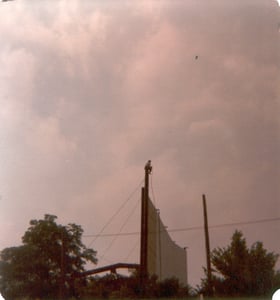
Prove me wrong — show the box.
[0,214,192,299]
[0,214,97,300]
[78,271,191,299]
[158,277,180,297]
[199,230,279,297]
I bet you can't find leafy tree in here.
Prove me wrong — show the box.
[158,277,180,297]
[247,241,279,295]
[81,271,191,299]
[202,230,279,297]
[0,214,97,299]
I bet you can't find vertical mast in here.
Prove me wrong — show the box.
[202,194,213,296]
[140,187,147,279]
[140,160,152,282]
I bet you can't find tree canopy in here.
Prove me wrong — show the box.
[0,214,97,299]
[200,230,279,296]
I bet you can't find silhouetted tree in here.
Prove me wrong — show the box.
[0,214,97,299]
[158,277,180,297]
[81,271,191,299]
[199,230,279,297]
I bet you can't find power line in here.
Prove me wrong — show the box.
[209,217,280,230]
[96,254,114,265]
[87,178,144,247]
[150,171,157,206]
[84,216,280,238]
[165,217,280,233]
[123,239,139,262]
[84,231,139,238]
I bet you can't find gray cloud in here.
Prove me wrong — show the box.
[0,0,279,286]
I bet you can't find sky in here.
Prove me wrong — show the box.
[0,0,279,287]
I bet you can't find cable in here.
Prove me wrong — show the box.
[87,178,144,247]
[123,239,139,262]
[85,231,139,238]
[150,171,157,206]
[96,254,114,265]
[84,216,280,238]
[159,216,280,233]
[98,197,141,260]
[209,216,280,230]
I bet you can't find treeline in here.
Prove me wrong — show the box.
[0,215,191,300]
[0,215,279,299]
[76,273,191,299]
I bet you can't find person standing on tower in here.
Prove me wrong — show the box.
[145,160,152,174]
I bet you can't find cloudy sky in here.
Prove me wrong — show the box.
[0,0,279,286]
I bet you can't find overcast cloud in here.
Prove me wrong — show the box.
[0,0,279,286]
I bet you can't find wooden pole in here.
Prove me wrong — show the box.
[140,161,152,290]
[202,194,213,296]
[140,187,147,280]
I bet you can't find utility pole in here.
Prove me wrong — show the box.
[202,194,213,296]
[140,187,147,280]
[140,160,152,292]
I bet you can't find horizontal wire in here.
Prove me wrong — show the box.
[84,216,280,238]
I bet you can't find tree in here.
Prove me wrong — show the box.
[158,277,180,297]
[247,241,279,295]
[0,214,97,299]
[203,230,279,296]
